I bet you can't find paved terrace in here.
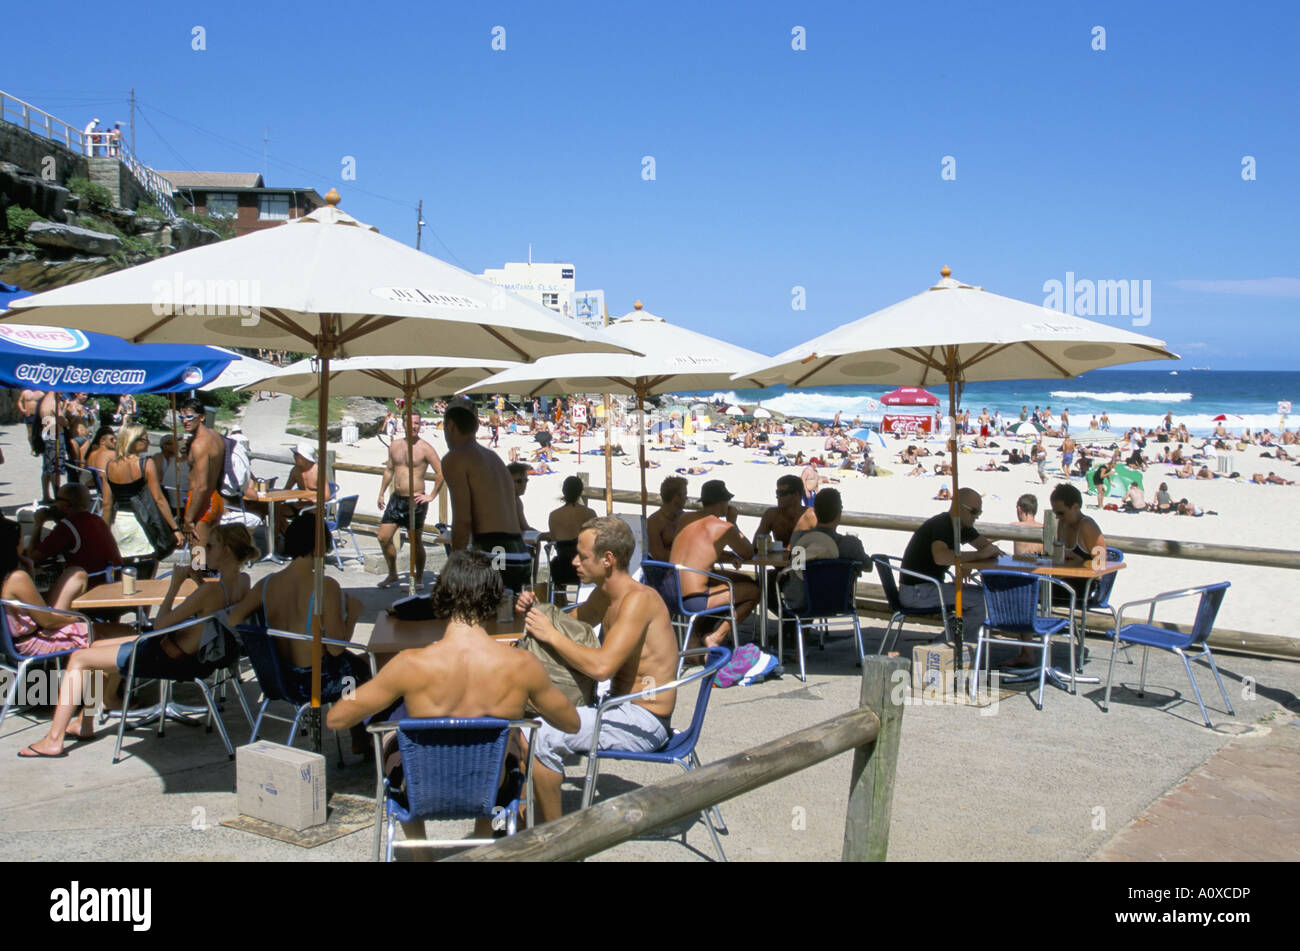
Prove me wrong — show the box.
[1,422,1296,860]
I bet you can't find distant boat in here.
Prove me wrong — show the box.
[1170,370,1178,375]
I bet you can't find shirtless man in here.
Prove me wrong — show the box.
[327,549,579,838]
[180,398,226,549]
[1014,494,1043,555]
[755,475,811,547]
[275,442,324,537]
[669,480,758,648]
[506,463,535,532]
[516,516,680,822]
[377,410,444,589]
[38,390,62,499]
[441,401,529,591]
[646,476,688,561]
[18,388,43,455]
[1060,435,1076,479]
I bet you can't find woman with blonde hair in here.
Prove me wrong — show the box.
[101,423,184,561]
[18,523,259,758]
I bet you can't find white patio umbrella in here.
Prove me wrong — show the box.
[243,355,516,594]
[741,266,1178,666]
[460,301,770,519]
[199,348,280,391]
[3,191,635,734]
[753,407,773,419]
[725,405,745,417]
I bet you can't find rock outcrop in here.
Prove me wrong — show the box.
[26,220,123,255]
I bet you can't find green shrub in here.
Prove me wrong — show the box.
[206,387,250,412]
[6,206,44,234]
[178,209,236,240]
[66,177,115,214]
[135,202,167,220]
[133,394,170,430]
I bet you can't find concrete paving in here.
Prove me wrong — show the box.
[2,418,1298,861]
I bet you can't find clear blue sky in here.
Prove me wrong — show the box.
[8,1,1298,368]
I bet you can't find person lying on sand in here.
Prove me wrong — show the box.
[1252,471,1296,485]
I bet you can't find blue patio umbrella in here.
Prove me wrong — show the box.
[0,283,234,393]
[850,427,888,450]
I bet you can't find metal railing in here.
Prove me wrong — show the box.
[0,90,85,150]
[1,88,175,218]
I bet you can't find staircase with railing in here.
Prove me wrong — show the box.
[1,89,176,218]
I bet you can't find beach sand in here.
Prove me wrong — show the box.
[318,418,1298,642]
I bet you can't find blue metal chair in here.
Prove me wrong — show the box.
[581,646,732,861]
[970,570,1076,710]
[0,600,94,734]
[641,560,739,670]
[1102,582,1233,728]
[236,624,376,762]
[322,495,363,568]
[366,716,541,861]
[872,554,954,654]
[776,558,864,682]
[1082,547,1129,662]
[112,613,247,763]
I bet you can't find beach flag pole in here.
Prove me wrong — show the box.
[637,385,649,521]
[603,306,614,514]
[404,373,418,596]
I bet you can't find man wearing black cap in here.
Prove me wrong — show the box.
[665,479,758,648]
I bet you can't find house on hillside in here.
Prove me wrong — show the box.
[158,171,324,235]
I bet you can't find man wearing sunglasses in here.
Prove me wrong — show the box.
[898,487,1003,633]
[178,398,226,548]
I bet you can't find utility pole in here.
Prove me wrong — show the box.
[263,127,270,179]
[128,88,136,154]
[416,200,424,250]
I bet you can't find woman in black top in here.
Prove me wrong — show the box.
[102,423,183,560]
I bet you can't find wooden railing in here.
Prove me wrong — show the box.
[449,655,908,862]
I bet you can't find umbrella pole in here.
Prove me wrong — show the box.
[947,364,965,690]
[637,387,647,522]
[603,392,613,515]
[405,376,417,596]
[308,325,334,753]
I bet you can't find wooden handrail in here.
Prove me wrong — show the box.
[448,656,909,862]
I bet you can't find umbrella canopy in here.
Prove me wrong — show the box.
[200,349,280,392]
[2,202,634,363]
[740,266,1178,675]
[1,193,634,737]
[0,284,239,393]
[752,407,773,419]
[850,428,889,450]
[725,405,745,416]
[459,301,770,517]
[744,268,1175,389]
[881,386,940,406]
[1015,421,1041,437]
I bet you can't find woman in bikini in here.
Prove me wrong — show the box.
[227,513,368,750]
[1,520,90,657]
[19,523,258,758]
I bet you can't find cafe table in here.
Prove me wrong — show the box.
[251,489,316,561]
[72,577,202,725]
[361,609,524,666]
[962,554,1126,692]
[727,548,792,651]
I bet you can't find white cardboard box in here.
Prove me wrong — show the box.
[236,742,326,831]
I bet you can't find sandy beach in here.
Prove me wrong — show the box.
[305,408,1300,643]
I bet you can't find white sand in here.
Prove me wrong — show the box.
[319,419,1299,642]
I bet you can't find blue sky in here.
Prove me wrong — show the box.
[7,1,1298,368]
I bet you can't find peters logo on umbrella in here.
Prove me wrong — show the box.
[0,325,89,353]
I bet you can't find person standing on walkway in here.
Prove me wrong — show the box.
[376,410,443,589]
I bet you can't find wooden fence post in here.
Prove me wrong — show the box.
[842,655,909,861]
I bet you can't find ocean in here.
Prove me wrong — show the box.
[683,370,1300,437]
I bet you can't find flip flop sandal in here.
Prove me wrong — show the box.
[18,744,67,759]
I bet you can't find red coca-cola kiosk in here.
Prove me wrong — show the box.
[881,386,940,435]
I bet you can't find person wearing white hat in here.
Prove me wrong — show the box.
[276,441,325,539]
[82,118,100,156]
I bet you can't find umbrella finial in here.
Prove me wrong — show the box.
[325,188,341,206]
[633,300,643,310]
[940,265,951,278]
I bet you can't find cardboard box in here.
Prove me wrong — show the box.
[912,643,975,700]
[236,742,326,831]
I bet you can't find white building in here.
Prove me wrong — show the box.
[479,261,575,316]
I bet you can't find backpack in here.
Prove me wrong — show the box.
[715,643,782,688]
[220,434,252,499]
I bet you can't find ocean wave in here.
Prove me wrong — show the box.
[1049,391,1192,402]
[685,390,885,421]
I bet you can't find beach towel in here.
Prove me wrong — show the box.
[715,644,781,688]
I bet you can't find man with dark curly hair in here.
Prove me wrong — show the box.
[328,549,578,835]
